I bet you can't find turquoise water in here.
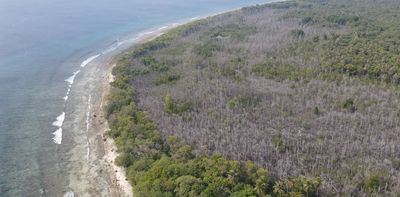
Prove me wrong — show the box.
[0,0,274,196]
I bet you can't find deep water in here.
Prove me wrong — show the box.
[0,0,274,196]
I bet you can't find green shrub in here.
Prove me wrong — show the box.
[165,94,172,114]
[174,175,205,197]
[231,184,257,197]
[273,176,320,197]
[105,88,133,117]
[115,152,134,167]
[343,98,356,113]
[227,96,261,109]
[141,56,169,72]
[227,97,240,109]
[312,35,320,42]
[252,63,316,81]
[290,29,305,39]
[172,101,192,115]
[365,174,388,194]
[131,158,154,172]
[131,68,150,76]
[205,24,257,40]
[313,107,320,115]
[194,41,222,58]
[326,15,359,25]
[164,94,192,115]
[155,73,181,85]
[301,16,314,25]
[237,96,262,108]
[273,133,287,153]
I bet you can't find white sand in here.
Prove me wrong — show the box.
[101,70,133,197]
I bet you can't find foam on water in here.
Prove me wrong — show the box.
[129,37,139,42]
[190,17,200,21]
[102,41,124,54]
[102,46,117,54]
[139,31,155,37]
[52,53,101,144]
[63,191,75,197]
[64,70,81,85]
[80,54,100,68]
[0,0,281,195]
[51,112,65,144]
[52,128,62,144]
[158,26,169,30]
[52,112,65,127]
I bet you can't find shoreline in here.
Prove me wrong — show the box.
[98,12,226,196]
[61,17,187,197]
[61,15,197,197]
[96,10,226,197]
[90,1,286,196]
[92,24,182,197]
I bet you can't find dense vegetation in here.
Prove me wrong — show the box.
[107,0,400,196]
[107,48,320,196]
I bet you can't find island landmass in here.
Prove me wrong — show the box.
[104,0,400,196]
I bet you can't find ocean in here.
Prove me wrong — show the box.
[0,0,274,196]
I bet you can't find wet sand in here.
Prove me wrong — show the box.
[62,6,261,195]
[63,54,126,196]
[62,25,180,197]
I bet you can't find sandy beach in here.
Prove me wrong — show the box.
[79,8,245,196]
[64,6,259,196]
[61,24,182,197]
[98,26,181,197]
[0,1,286,196]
